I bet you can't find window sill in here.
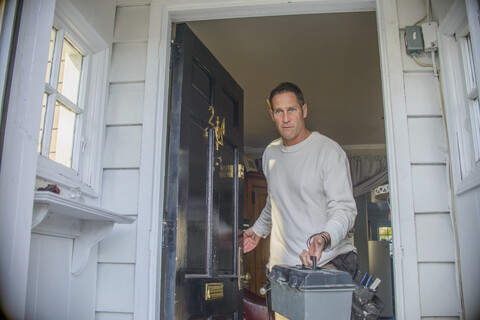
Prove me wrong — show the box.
[33,191,135,276]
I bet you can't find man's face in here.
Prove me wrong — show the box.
[269,91,308,146]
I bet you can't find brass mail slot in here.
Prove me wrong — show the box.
[219,164,245,180]
[205,283,224,300]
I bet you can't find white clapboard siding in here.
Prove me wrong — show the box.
[404,74,443,116]
[97,3,149,318]
[98,221,138,263]
[415,213,455,262]
[27,234,97,320]
[408,118,447,163]
[114,5,149,42]
[106,83,144,125]
[103,126,142,168]
[110,42,147,83]
[418,263,459,317]
[102,169,140,214]
[411,165,450,213]
[396,0,460,310]
[96,263,135,312]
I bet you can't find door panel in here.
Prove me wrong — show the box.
[162,23,244,320]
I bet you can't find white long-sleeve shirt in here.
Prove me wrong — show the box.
[252,132,357,267]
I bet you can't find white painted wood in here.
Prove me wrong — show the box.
[101,169,140,214]
[96,312,134,320]
[404,74,443,116]
[375,0,421,318]
[415,213,455,262]
[411,165,450,212]
[27,234,99,320]
[418,262,459,317]
[32,191,134,275]
[26,234,72,320]
[103,126,142,168]
[107,83,145,125]
[109,42,148,83]
[117,0,150,6]
[0,1,55,318]
[114,5,150,42]
[395,0,428,28]
[408,117,447,163]
[81,48,110,195]
[55,0,108,53]
[454,190,480,320]
[69,244,98,320]
[72,221,114,276]
[167,0,376,22]
[98,221,138,263]
[134,2,169,318]
[96,263,135,312]
[437,2,480,318]
[0,0,16,120]
[33,191,135,223]
[69,0,116,45]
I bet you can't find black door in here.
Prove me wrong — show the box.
[162,23,244,320]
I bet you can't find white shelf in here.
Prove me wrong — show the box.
[33,191,135,276]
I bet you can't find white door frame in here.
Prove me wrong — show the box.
[143,1,416,319]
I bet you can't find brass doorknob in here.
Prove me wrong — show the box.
[241,272,251,281]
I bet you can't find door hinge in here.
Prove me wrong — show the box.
[162,219,175,249]
[170,41,180,69]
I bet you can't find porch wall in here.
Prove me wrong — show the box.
[96,3,150,319]
[96,1,469,319]
[395,0,460,318]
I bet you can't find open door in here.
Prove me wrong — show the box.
[161,23,245,319]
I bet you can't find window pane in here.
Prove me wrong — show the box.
[45,28,56,84]
[460,34,478,94]
[38,94,48,154]
[378,226,392,241]
[58,39,83,104]
[49,101,76,168]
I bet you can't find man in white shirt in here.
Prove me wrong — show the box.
[243,82,358,271]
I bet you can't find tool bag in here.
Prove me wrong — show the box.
[351,270,385,320]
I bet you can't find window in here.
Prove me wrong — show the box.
[36,1,109,197]
[378,226,392,241]
[438,0,480,190]
[459,34,480,162]
[39,28,84,169]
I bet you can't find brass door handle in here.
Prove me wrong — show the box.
[240,272,251,281]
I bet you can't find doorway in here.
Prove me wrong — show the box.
[183,11,394,318]
[155,2,399,319]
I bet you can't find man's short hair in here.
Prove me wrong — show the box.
[269,82,305,109]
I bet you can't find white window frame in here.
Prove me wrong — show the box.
[438,0,480,194]
[36,0,109,198]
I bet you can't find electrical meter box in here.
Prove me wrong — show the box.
[405,25,424,56]
[268,265,355,320]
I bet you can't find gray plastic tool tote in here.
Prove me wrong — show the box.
[268,265,355,320]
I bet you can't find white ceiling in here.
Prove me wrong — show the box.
[187,11,385,156]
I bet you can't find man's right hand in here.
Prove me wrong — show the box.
[243,227,260,253]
